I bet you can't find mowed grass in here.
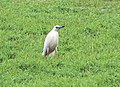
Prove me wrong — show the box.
[0,0,120,86]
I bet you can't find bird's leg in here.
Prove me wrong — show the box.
[55,48,58,59]
[46,48,49,57]
[56,53,58,59]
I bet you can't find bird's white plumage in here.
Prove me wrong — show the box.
[44,31,58,54]
[42,25,64,56]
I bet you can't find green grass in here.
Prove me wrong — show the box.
[0,0,120,87]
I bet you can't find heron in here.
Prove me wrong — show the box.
[42,25,64,57]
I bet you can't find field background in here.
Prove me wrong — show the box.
[0,0,120,87]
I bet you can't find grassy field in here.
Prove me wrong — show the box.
[0,0,120,87]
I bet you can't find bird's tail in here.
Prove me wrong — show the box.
[42,52,44,56]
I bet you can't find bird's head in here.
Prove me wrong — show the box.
[52,25,64,31]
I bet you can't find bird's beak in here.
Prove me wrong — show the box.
[61,26,65,28]
[58,26,65,29]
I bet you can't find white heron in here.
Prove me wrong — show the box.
[42,25,65,57]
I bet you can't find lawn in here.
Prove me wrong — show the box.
[0,0,120,87]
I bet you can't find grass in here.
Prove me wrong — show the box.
[0,0,120,87]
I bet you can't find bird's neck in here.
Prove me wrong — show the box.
[52,28,58,32]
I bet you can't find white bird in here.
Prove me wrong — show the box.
[42,25,64,57]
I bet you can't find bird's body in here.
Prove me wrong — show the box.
[42,25,64,57]
[43,30,58,56]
